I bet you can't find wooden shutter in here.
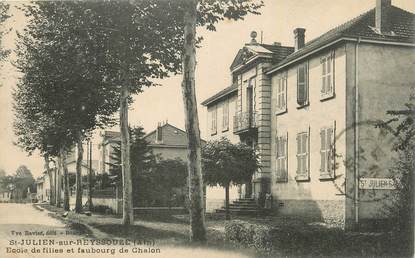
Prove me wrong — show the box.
[277,78,282,109]
[276,133,288,182]
[329,120,336,178]
[326,55,331,94]
[303,131,309,175]
[222,100,229,131]
[321,57,327,94]
[297,65,305,105]
[296,133,302,175]
[211,107,217,134]
[320,121,336,179]
[320,128,327,173]
[282,76,286,110]
[296,130,309,181]
[329,51,335,95]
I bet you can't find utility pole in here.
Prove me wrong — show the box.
[88,141,93,211]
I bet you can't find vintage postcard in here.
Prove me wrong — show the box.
[0,0,414,257]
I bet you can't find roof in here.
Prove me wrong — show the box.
[145,123,206,146]
[230,43,294,71]
[267,5,415,74]
[201,84,238,106]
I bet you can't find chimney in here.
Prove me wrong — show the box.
[294,28,306,51]
[247,31,258,45]
[376,0,392,33]
[156,123,163,143]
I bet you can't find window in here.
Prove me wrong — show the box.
[320,121,336,179]
[222,100,229,132]
[247,77,255,114]
[321,51,335,99]
[276,73,287,114]
[297,62,309,107]
[276,133,288,182]
[296,129,310,181]
[211,106,217,135]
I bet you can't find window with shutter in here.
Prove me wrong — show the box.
[320,51,335,100]
[276,133,288,183]
[222,100,229,132]
[320,122,336,179]
[211,106,217,135]
[276,73,287,114]
[296,130,310,181]
[297,62,308,107]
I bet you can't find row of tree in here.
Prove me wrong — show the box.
[0,166,35,201]
[8,0,263,242]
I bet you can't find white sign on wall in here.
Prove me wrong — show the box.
[359,178,396,190]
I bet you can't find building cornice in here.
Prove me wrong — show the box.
[266,37,415,75]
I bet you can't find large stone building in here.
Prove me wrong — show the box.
[202,0,415,229]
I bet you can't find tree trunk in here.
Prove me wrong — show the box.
[120,83,133,225]
[75,136,84,213]
[61,149,70,211]
[55,156,61,207]
[245,180,252,198]
[88,141,93,211]
[181,0,206,242]
[43,155,55,205]
[225,183,230,220]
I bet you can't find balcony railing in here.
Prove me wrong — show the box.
[233,111,258,133]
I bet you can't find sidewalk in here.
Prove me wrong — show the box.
[36,203,413,258]
[36,203,257,258]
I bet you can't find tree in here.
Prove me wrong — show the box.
[377,93,415,252]
[106,126,156,206]
[0,2,10,70]
[14,165,35,200]
[14,2,121,212]
[202,138,259,220]
[83,1,184,225]
[172,0,263,241]
[150,159,188,207]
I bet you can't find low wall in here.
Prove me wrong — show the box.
[133,207,187,216]
[206,199,225,213]
[274,199,346,227]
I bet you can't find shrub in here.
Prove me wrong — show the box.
[92,205,113,214]
[225,220,273,253]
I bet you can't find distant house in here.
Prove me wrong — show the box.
[144,122,197,161]
[99,122,202,174]
[0,184,11,203]
[35,172,51,203]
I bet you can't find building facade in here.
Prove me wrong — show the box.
[144,123,192,161]
[98,123,194,173]
[202,0,415,229]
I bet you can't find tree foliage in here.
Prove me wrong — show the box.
[0,165,34,200]
[202,138,259,187]
[0,2,10,67]
[138,158,187,207]
[106,126,156,186]
[377,93,415,250]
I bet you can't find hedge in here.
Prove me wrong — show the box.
[225,220,274,253]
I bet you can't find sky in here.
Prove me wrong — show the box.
[0,0,414,177]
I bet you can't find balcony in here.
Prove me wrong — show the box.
[233,111,258,134]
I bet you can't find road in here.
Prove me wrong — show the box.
[0,203,253,258]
